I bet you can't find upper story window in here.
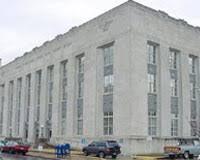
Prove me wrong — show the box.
[170,79,178,97]
[147,44,157,64]
[104,74,114,94]
[61,61,68,100]
[103,45,113,66]
[148,73,156,93]
[189,55,196,74]
[36,70,42,105]
[169,50,178,69]
[78,56,85,74]
[190,82,196,99]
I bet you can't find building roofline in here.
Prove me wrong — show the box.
[127,0,200,33]
[1,0,200,69]
[0,1,129,70]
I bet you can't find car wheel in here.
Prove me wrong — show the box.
[83,150,89,156]
[112,155,117,159]
[169,154,175,159]
[99,152,105,158]
[184,151,190,159]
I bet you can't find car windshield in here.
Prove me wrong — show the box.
[7,141,18,146]
[107,141,118,147]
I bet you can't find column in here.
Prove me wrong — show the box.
[19,76,26,139]
[51,63,60,140]
[160,45,171,137]
[12,79,17,137]
[28,73,36,142]
[83,48,96,137]
[181,52,191,136]
[67,55,76,138]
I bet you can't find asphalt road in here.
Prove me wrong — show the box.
[0,153,133,160]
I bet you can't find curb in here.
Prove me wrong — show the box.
[27,151,106,160]
[133,156,166,160]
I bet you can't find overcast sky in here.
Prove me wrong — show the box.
[1,0,200,65]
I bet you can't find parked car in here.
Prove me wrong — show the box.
[164,139,200,159]
[0,140,5,151]
[2,141,30,155]
[82,140,121,159]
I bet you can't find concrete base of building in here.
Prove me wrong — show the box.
[49,136,186,155]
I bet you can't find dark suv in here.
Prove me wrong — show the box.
[82,140,121,159]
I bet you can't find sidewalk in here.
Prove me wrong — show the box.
[27,148,104,160]
[27,148,166,160]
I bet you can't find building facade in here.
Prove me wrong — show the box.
[0,0,200,154]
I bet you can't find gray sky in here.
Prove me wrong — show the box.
[1,0,200,65]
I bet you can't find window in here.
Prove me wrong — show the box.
[191,121,197,136]
[189,55,198,136]
[104,112,113,135]
[60,61,67,135]
[148,116,157,136]
[147,44,156,64]
[170,79,178,96]
[103,46,113,66]
[47,66,54,121]
[35,70,42,122]
[77,55,85,135]
[77,56,85,98]
[147,42,158,136]
[171,119,178,136]
[78,55,85,74]
[16,78,22,136]
[25,74,31,139]
[148,73,156,93]
[8,81,14,137]
[190,82,196,99]
[104,75,113,93]
[169,50,177,69]
[191,101,197,120]
[189,56,196,74]
[103,44,114,136]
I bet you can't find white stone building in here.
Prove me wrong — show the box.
[0,0,200,154]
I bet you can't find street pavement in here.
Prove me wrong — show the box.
[0,153,133,160]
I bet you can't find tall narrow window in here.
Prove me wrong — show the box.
[25,74,31,139]
[189,56,196,74]
[60,61,67,135]
[35,70,42,139]
[169,50,177,69]
[147,44,156,64]
[0,84,5,135]
[170,79,178,97]
[46,65,54,138]
[148,73,156,93]
[47,66,54,121]
[189,55,198,136]
[147,42,158,136]
[171,119,178,136]
[8,81,14,137]
[169,49,179,137]
[103,44,114,135]
[77,55,85,135]
[103,112,113,135]
[16,78,22,136]
[104,74,113,93]
[35,70,42,122]
[190,81,196,100]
